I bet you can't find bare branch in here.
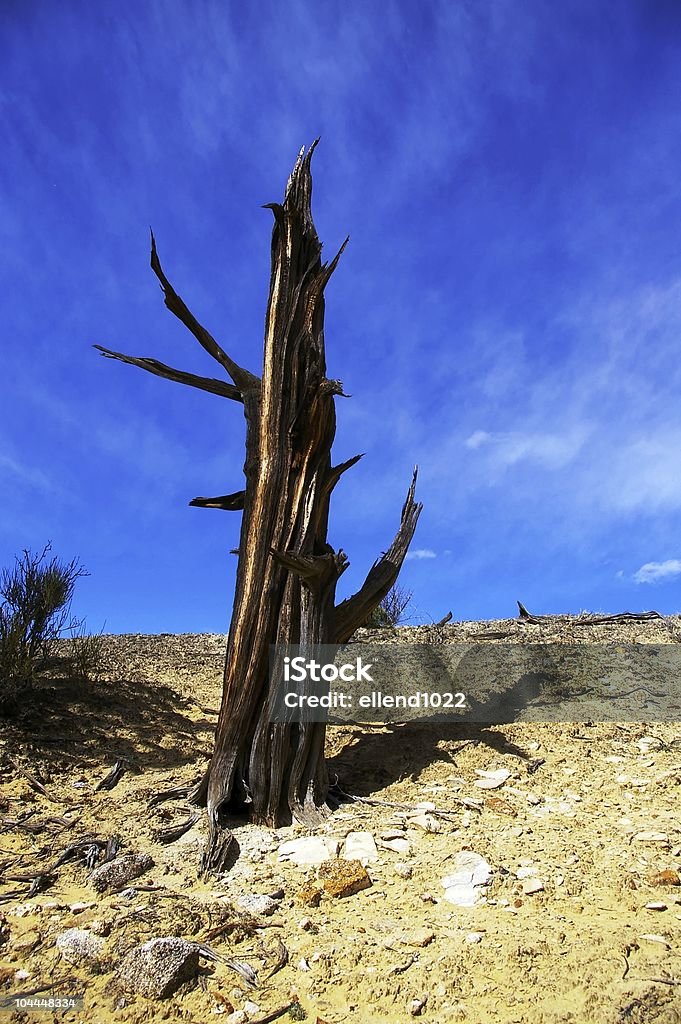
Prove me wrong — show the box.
[323,453,363,498]
[189,491,245,511]
[93,346,244,402]
[149,229,258,391]
[271,548,349,584]
[333,468,422,642]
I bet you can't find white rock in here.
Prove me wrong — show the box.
[644,901,668,911]
[15,969,30,980]
[394,863,413,879]
[243,1001,260,1015]
[225,1013,248,1024]
[298,957,311,971]
[343,831,379,864]
[632,831,669,845]
[278,837,340,866]
[442,852,492,907]
[407,814,442,833]
[378,837,411,854]
[637,736,663,753]
[521,878,544,895]
[236,894,279,917]
[474,768,510,789]
[56,928,105,964]
[465,932,484,943]
[639,934,670,946]
[516,867,536,879]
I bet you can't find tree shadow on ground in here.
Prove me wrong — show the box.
[326,720,535,797]
[0,666,216,774]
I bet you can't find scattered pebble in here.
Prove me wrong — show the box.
[409,994,428,1016]
[466,932,484,944]
[521,878,545,895]
[69,901,96,914]
[644,901,668,911]
[394,862,413,879]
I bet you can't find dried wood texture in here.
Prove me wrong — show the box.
[96,142,421,873]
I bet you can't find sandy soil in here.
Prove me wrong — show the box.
[1,618,680,1024]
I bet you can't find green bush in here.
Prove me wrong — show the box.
[0,543,89,704]
[362,583,413,629]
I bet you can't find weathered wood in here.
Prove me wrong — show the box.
[93,346,244,402]
[189,491,245,511]
[97,141,420,875]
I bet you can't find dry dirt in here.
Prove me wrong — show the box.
[1,617,681,1024]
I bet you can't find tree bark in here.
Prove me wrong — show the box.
[96,141,421,874]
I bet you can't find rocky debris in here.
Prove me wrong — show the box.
[318,858,372,898]
[394,862,413,879]
[521,877,545,895]
[343,831,379,864]
[278,836,340,866]
[118,936,200,998]
[441,851,493,907]
[56,927,104,965]
[90,852,154,893]
[297,880,323,906]
[236,893,280,916]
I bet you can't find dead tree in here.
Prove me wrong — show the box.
[96,141,421,873]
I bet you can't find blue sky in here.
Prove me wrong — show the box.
[3,0,681,633]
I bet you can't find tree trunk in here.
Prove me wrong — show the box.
[96,141,421,875]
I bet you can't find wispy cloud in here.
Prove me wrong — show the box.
[406,549,437,561]
[463,429,586,469]
[633,560,681,584]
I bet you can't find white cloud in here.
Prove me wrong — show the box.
[463,429,586,469]
[406,548,437,561]
[464,430,491,450]
[633,559,681,584]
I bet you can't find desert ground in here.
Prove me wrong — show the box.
[1,616,680,1024]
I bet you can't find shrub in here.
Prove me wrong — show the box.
[363,583,413,629]
[0,543,88,703]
